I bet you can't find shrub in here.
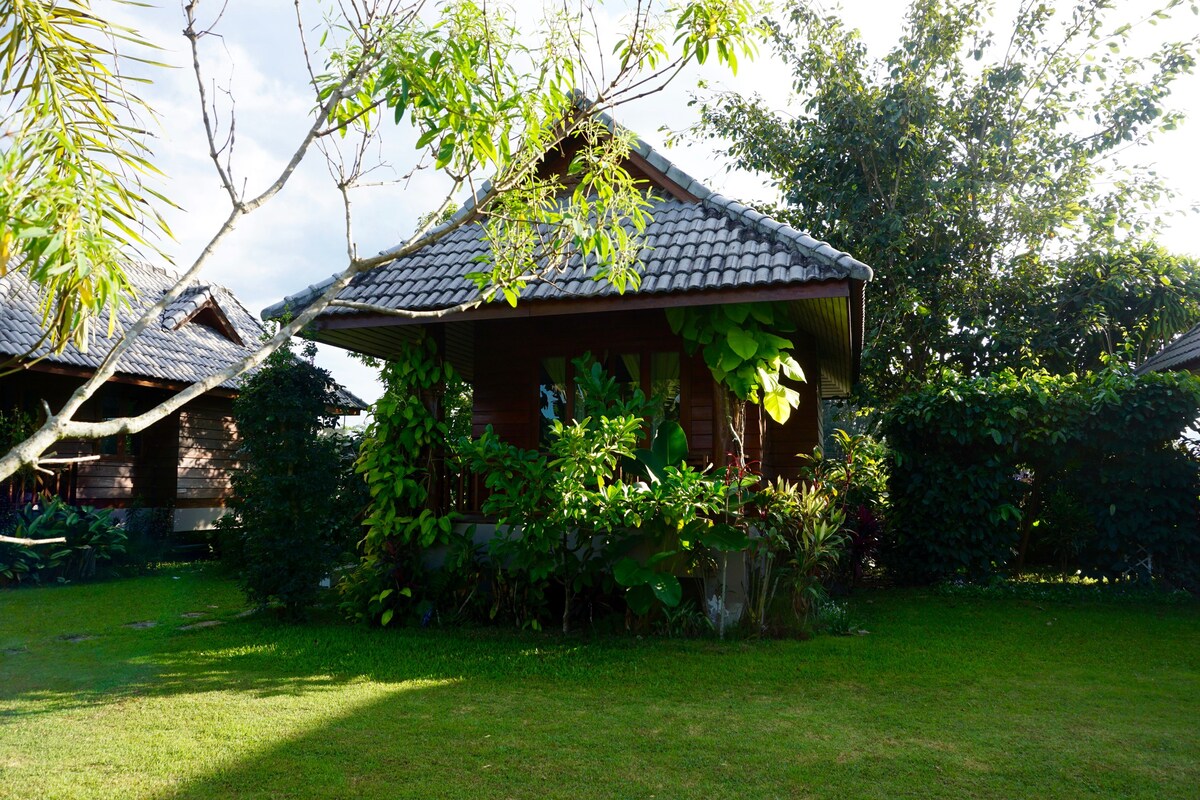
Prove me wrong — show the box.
[225,340,344,619]
[752,479,847,632]
[0,497,127,585]
[881,367,1200,586]
[798,428,888,587]
[123,499,174,572]
[341,333,459,627]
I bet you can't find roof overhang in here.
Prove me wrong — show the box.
[309,278,863,398]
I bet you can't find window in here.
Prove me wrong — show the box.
[538,357,568,446]
[537,351,684,447]
[95,395,138,457]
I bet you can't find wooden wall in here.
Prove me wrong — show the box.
[466,308,821,481]
[176,397,238,507]
[0,369,238,511]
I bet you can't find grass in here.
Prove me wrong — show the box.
[0,566,1197,799]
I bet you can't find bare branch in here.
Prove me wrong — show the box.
[184,1,239,205]
[0,535,67,546]
[329,298,485,318]
[36,455,102,466]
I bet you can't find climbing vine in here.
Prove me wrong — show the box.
[342,333,460,626]
[665,303,805,423]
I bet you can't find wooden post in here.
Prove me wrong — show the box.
[712,378,729,470]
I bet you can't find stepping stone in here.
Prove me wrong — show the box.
[180,612,207,619]
[58,634,97,643]
[234,609,258,619]
[123,621,158,630]
[2,647,29,655]
[179,620,224,631]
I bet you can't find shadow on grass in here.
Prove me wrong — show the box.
[0,604,681,719]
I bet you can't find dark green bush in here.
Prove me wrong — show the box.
[882,367,1200,587]
[0,497,127,585]
[224,341,346,619]
[123,500,174,572]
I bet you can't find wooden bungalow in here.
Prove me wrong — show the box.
[265,112,873,511]
[0,263,365,532]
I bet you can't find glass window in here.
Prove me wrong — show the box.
[614,353,641,401]
[538,357,568,446]
[96,396,137,457]
[650,352,681,432]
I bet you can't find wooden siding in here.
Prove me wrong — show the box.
[177,398,238,503]
[466,308,820,481]
[1,369,237,509]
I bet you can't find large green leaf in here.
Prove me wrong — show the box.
[726,327,759,360]
[625,583,655,615]
[763,385,799,424]
[613,556,650,587]
[650,420,688,467]
[649,574,682,607]
[699,523,749,551]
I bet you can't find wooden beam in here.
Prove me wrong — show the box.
[18,362,238,398]
[315,280,852,332]
[625,151,701,203]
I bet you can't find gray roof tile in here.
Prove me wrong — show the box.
[0,264,366,410]
[1138,322,1200,374]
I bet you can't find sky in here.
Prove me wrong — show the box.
[103,0,1200,407]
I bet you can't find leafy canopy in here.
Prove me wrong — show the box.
[691,0,1199,400]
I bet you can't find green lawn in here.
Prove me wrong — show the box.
[0,567,1196,799]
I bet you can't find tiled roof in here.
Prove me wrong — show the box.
[1137,322,1200,374]
[263,110,872,322]
[0,264,367,410]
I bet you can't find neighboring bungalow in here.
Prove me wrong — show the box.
[265,112,872,516]
[1138,322,1200,375]
[0,263,365,533]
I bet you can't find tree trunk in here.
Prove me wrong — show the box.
[1015,473,1041,575]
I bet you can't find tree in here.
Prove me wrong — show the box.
[689,0,1199,401]
[0,0,761,489]
[221,340,341,618]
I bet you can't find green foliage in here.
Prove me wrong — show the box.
[464,407,645,633]
[882,367,1200,586]
[1033,243,1200,374]
[342,334,459,626]
[691,0,1200,401]
[224,340,343,619]
[0,497,127,585]
[752,479,848,630]
[462,355,731,631]
[799,428,890,587]
[0,0,171,350]
[122,499,175,573]
[0,407,36,484]
[666,302,805,423]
